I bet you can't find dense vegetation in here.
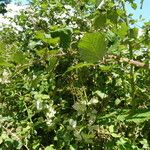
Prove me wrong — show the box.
[0,0,150,149]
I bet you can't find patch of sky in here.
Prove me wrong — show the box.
[126,0,150,27]
[11,0,29,5]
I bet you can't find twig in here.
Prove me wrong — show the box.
[106,54,149,69]
[2,126,21,141]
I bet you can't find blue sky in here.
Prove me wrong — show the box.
[127,0,150,27]
[11,0,29,4]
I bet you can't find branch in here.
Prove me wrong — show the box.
[2,126,21,141]
[106,55,149,69]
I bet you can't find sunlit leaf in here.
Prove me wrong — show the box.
[45,145,55,150]
[12,51,28,64]
[94,90,108,99]
[78,32,107,63]
[0,57,11,67]
[117,22,128,38]
[67,63,93,72]
[35,30,59,45]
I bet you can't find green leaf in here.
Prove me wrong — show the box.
[95,0,103,7]
[0,57,11,67]
[35,30,45,39]
[93,11,107,29]
[131,3,137,10]
[36,48,47,57]
[45,145,55,150]
[117,22,128,38]
[34,93,49,100]
[35,30,59,46]
[81,132,95,143]
[111,133,121,138]
[126,109,150,123]
[109,125,114,133]
[70,145,76,150]
[51,28,73,50]
[107,9,118,25]
[117,109,150,124]
[116,9,124,16]
[67,63,93,72]
[99,65,111,71]
[129,28,138,39]
[140,139,149,149]
[78,32,107,63]
[73,102,86,113]
[140,0,144,9]
[60,29,72,50]
[94,90,108,99]
[12,51,28,64]
[0,41,6,54]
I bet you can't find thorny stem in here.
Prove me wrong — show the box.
[121,0,135,106]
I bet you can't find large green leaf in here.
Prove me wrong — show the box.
[78,32,107,63]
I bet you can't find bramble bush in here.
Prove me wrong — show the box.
[0,0,150,149]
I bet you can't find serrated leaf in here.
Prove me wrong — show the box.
[78,32,107,63]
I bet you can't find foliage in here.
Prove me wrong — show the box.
[0,0,150,149]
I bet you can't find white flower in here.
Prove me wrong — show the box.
[46,107,56,118]
[0,69,10,84]
[69,119,77,128]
